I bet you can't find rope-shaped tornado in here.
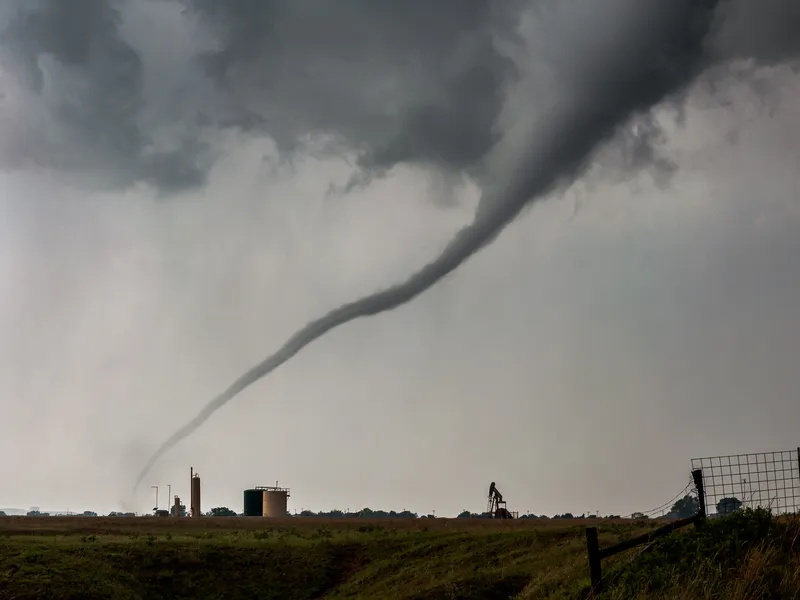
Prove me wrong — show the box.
[135,0,720,490]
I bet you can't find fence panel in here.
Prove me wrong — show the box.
[691,448,800,517]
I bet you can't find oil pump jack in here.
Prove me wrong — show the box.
[487,482,516,519]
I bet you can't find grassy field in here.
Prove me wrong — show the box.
[0,511,797,599]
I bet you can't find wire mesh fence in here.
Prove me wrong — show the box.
[691,448,800,517]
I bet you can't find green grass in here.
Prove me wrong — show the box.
[0,520,653,600]
[599,509,800,599]
[1,512,797,599]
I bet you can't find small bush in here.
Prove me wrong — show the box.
[311,528,333,540]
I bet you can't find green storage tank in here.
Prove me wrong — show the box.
[243,489,264,516]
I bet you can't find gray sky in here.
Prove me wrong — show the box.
[1,0,799,517]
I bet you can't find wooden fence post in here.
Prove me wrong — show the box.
[586,526,602,591]
[692,468,706,526]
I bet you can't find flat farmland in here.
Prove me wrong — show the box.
[2,511,793,599]
[0,515,645,536]
[0,515,656,600]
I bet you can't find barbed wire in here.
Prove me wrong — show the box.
[625,475,695,519]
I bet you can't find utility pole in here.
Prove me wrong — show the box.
[151,486,159,513]
[168,484,172,506]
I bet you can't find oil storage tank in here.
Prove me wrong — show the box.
[243,489,264,517]
[261,485,290,517]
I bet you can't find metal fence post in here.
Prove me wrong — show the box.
[586,526,602,591]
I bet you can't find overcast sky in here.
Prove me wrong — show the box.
[1,0,799,517]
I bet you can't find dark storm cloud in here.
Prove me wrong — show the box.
[182,0,522,185]
[162,0,800,190]
[0,0,206,191]
[709,0,800,65]
[1,0,799,195]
